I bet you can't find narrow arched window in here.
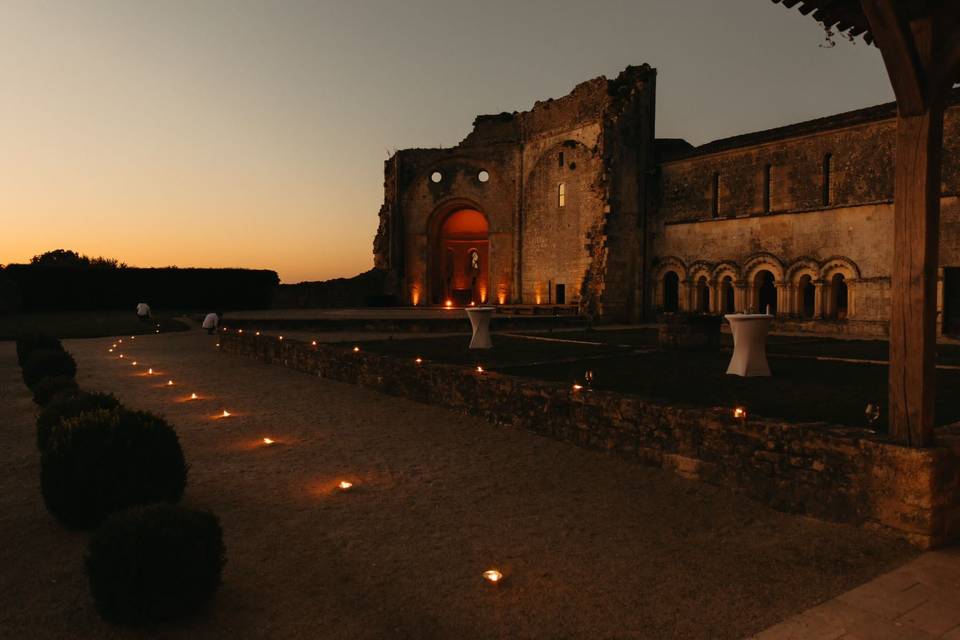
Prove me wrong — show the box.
[763,164,772,213]
[559,152,565,167]
[822,153,832,206]
[711,172,720,218]
[558,182,566,208]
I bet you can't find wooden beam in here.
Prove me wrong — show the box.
[861,0,927,114]
[887,15,943,447]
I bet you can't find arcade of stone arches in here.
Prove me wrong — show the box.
[654,253,858,319]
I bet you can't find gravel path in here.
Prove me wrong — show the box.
[0,331,917,639]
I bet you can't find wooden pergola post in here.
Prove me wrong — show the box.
[860,0,959,446]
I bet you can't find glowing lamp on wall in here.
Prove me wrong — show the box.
[483,570,503,584]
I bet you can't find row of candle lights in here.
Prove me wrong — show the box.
[108,335,356,491]
[117,332,507,583]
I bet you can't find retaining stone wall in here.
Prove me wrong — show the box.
[219,330,960,548]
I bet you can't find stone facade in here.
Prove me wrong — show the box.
[374,65,960,334]
[220,329,960,547]
[374,65,655,320]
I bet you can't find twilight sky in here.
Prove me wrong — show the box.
[1,0,892,283]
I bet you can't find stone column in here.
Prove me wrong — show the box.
[814,279,825,318]
[775,283,789,316]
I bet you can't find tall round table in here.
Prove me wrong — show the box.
[466,307,495,349]
[724,313,773,377]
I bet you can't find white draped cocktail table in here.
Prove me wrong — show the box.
[724,313,773,377]
[466,307,495,349]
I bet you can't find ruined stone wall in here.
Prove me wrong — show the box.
[221,329,960,548]
[376,66,656,316]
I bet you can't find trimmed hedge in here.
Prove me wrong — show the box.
[86,504,225,625]
[16,334,63,367]
[22,349,76,390]
[36,391,120,452]
[30,375,79,407]
[41,408,188,529]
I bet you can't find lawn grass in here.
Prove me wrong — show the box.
[0,310,189,339]
[353,330,960,430]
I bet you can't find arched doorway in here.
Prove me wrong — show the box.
[829,273,848,319]
[756,270,777,314]
[799,275,815,318]
[432,209,489,305]
[696,276,710,313]
[720,276,735,313]
[663,271,680,312]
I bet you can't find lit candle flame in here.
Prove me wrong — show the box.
[733,407,747,420]
[262,437,274,445]
[222,410,231,418]
[572,383,583,391]
[352,346,360,353]
[255,331,260,336]
[279,335,284,341]
[445,299,453,308]
[338,481,353,490]
[476,366,484,373]
[191,393,198,400]
[415,357,423,364]
[483,570,503,583]
[311,340,317,346]
[238,329,243,333]
[119,354,124,359]
[108,348,113,353]
[132,361,137,366]
[147,368,153,375]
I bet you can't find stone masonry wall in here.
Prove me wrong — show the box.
[221,330,960,548]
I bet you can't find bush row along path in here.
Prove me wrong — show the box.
[0,331,917,639]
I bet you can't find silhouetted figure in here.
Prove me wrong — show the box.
[136,302,151,322]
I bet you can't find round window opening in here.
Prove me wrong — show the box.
[478,170,490,183]
[430,171,442,183]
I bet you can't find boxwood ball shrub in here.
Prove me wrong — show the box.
[30,375,80,407]
[36,391,120,452]
[16,333,63,367]
[22,348,77,390]
[41,408,188,529]
[86,504,225,625]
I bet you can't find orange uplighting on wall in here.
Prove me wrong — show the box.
[411,287,421,306]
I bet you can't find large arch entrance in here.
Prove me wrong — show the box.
[431,208,489,305]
